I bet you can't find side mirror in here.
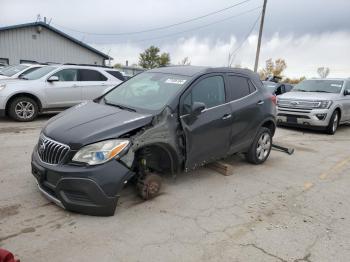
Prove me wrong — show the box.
[191,102,206,116]
[344,89,350,96]
[47,75,59,82]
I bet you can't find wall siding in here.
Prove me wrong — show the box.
[0,26,105,65]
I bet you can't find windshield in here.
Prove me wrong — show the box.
[103,72,190,111]
[1,65,29,76]
[263,81,278,93]
[0,65,14,73]
[23,66,58,80]
[292,80,344,93]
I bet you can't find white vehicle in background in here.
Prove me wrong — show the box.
[0,64,45,80]
[0,64,123,121]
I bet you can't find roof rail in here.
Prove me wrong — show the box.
[63,63,114,69]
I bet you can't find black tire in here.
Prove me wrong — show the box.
[325,110,339,135]
[137,173,162,200]
[246,127,272,165]
[8,96,38,122]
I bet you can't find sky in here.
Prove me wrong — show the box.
[1,0,350,78]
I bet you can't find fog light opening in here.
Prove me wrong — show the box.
[316,113,327,120]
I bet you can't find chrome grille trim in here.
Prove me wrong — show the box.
[277,99,321,109]
[37,135,70,165]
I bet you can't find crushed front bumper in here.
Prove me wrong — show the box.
[31,146,134,216]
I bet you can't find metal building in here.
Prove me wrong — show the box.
[0,22,111,66]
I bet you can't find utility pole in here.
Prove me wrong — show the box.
[254,0,268,72]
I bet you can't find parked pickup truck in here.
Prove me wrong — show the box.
[277,78,350,134]
[31,66,276,216]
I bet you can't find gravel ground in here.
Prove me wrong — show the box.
[0,115,350,262]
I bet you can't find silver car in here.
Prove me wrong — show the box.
[0,65,122,121]
[0,63,45,80]
[277,78,350,134]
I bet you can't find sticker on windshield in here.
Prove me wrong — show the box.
[331,84,342,88]
[165,79,187,85]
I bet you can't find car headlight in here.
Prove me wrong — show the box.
[319,100,332,109]
[72,139,130,165]
[0,83,6,91]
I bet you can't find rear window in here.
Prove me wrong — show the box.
[106,70,125,81]
[79,69,107,81]
[228,75,250,100]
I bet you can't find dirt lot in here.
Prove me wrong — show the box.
[0,115,350,262]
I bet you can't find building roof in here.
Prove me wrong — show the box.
[0,22,111,60]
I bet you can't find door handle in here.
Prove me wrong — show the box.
[257,100,264,105]
[222,114,232,120]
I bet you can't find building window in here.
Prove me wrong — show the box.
[0,58,9,66]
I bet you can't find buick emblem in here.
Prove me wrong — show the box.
[38,140,46,154]
[291,101,299,106]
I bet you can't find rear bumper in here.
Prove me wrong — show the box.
[31,146,134,216]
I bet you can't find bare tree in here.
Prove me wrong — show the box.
[178,57,191,65]
[317,67,330,78]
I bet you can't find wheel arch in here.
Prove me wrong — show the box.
[5,93,43,115]
[259,117,276,136]
[134,142,181,176]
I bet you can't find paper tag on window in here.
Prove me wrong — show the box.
[165,79,187,85]
[331,84,342,88]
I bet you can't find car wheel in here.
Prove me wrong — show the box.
[137,173,162,200]
[325,110,339,135]
[246,127,272,164]
[9,96,39,122]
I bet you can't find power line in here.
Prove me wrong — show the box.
[51,0,254,36]
[128,6,262,43]
[228,12,261,66]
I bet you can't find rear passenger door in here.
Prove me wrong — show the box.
[78,69,109,100]
[343,81,350,121]
[45,68,82,108]
[226,74,263,153]
[180,74,233,169]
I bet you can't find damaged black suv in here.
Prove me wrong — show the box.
[31,66,276,216]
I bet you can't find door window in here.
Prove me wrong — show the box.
[79,69,107,81]
[228,75,250,101]
[191,76,226,109]
[52,69,78,81]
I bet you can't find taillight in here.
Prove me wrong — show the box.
[270,95,277,105]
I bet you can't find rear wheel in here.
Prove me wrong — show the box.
[325,110,339,135]
[137,173,162,200]
[9,96,38,122]
[246,127,272,164]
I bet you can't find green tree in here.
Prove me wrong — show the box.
[113,63,122,69]
[138,46,171,69]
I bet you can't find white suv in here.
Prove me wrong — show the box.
[0,63,45,80]
[0,65,123,121]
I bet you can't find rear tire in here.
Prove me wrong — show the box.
[9,96,38,122]
[137,173,162,200]
[246,127,272,165]
[325,110,339,135]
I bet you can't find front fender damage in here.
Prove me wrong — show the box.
[120,107,185,175]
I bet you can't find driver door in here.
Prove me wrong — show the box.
[45,68,83,108]
[180,74,232,170]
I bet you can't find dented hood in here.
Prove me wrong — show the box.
[43,101,153,149]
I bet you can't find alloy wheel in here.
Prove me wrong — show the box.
[15,101,35,120]
[256,132,271,161]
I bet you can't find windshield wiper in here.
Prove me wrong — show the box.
[103,98,136,112]
[308,90,332,93]
[20,77,29,80]
[293,89,307,92]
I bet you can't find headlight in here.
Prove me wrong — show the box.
[319,100,332,109]
[0,83,6,91]
[72,139,129,165]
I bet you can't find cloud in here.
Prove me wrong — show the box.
[94,31,350,78]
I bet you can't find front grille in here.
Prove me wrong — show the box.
[277,99,321,109]
[37,135,69,165]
